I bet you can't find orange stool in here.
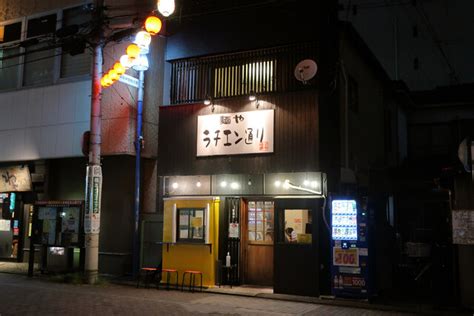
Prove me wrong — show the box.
[181,270,203,292]
[137,267,161,289]
[161,268,178,290]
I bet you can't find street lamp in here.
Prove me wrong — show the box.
[99,15,164,276]
[119,55,133,69]
[157,0,175,17]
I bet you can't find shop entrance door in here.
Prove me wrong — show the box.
[242,200,274,286]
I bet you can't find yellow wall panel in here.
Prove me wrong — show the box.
[162,198,220,286]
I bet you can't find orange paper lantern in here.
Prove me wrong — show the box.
[145,16,162,35]
[126,44,140,59]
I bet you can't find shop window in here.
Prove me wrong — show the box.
[60,6,91,78]
[177,208,205,243]
[23,13,57,86]
[0,21,22,44]
[26,14,56,38]
[283,209,312,244]
[248,201,273,243]
[0,21,22,90]
[0,47,20,90]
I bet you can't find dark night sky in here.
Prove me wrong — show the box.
[339,0,474,91]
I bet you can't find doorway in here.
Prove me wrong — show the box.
[273,198,329,296]
[242,200,274,286]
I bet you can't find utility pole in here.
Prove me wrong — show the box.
[84,0,104,284]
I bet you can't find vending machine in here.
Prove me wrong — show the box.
[330,198,372,299]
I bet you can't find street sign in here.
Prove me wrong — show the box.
[84,165,102,234]
[119,74,139,88]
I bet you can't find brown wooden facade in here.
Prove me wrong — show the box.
[158,90,320,176]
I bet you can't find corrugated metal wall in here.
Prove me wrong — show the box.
[157,90,319,175]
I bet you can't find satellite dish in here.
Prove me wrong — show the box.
[458,137,473,172]
[294,59,317,84]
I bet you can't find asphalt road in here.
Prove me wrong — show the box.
[0,273,414,315]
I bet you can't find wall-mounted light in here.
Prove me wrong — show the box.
[249,91,260,108]
[204,95,215,112]
[274,180,281,187]
[247,178,252,186]
[204,96,212,106]
[196,181,202,188]
[249,91,256,102]
[230,182,239,190]
[171,182,179,189]
[220,181,227,188]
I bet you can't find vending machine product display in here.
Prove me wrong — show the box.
[330,198,371,298]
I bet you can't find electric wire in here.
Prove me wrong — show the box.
[414,2,459,84]
[396,2,451,86]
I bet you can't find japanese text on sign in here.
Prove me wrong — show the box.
[197,110,274,157]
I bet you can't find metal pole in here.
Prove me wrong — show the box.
[84,0,104,285]
[132,70,145,276]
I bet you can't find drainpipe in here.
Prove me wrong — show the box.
[340,61,349,169]
[394,16,399,81]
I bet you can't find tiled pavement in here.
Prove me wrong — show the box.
[0,273,419,316]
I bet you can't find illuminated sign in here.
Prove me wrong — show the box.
[197,110,274,157]
[0,166,32,192]
[331,200,358,241]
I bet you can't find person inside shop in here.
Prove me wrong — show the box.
[285,227,297,243]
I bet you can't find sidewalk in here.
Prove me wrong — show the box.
[106,275,470,316]
[0,263,469,315]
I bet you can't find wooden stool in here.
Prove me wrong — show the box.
[161,268,178,290]
[137,267,161,289]
[181,270,203,292]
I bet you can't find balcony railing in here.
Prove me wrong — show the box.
[169,42,317,105]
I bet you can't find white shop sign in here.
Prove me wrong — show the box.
[197,109,274,157]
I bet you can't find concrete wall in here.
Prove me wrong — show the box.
[165,1,321,61]
[0,81,91,161]
[339,32,387,186]
[0,0,163,160]
[0,0,83,20]
[48,156,136,275]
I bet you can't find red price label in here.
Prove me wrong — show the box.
[333,248,359,267]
